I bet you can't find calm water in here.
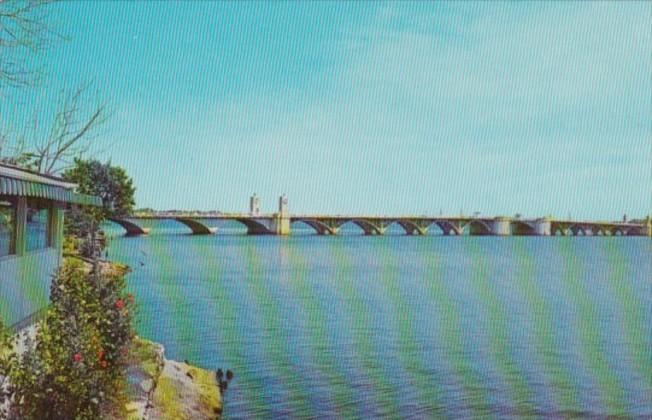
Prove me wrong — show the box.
[106,221,652,418]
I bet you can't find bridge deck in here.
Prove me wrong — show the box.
[127,214,645,228]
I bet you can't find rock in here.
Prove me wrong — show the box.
[140,378,154,393]
[148,359,222,419]
[124,337,222,419]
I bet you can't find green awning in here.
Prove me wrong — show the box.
[0,175,102,206]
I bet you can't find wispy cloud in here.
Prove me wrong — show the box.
[105,3,649,218]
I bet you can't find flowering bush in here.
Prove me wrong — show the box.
[0,319,16,418]
[3,258,135,419]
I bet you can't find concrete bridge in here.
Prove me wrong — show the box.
[108,214,650,237]
[107,195,650,237]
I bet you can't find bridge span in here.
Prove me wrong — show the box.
[107,195,650,237]
[107,213,651,237]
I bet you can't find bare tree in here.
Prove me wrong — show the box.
[26,84,109,174]
[2,85,110,174]
[0,0,56,89]
[0,1,110,174]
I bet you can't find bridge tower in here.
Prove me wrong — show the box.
[272,194,291,235]
[250,193,260,215]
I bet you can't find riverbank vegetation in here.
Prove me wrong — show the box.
[0,258,135,419]
[1,3,222,417]
[0,153,139,418]
[62,158,136,258]
[0,155,222,417]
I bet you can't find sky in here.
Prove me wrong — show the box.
[2,2,651,219]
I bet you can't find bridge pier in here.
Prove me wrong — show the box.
[271,195,291,235]
[271,214,291,235]
[115,209,649,238]
[490,217,511,236]
[534,218,551,236]
[352,219,393,235]
[436,221,463,235]
[398,220,430,235]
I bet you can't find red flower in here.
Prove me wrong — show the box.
[73,353,83,363]
[97,350,105,360]
[115,299,125,310]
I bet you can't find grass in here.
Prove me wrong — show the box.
[124,338,222,419]
[129,337,162,378]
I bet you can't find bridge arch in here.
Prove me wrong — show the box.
[174,218,217,235]
[570,225,587,236]
[292,219,340,235]
[396,220,431,235]
[434,220,463,235]
[511,221,536,236]
[107,218,150,236]
[551,224,569,236]
[234,218,274,235]
[611,228,623,236]
[351,219,391,235]
[330,220,364,235]
[464,220,492,236]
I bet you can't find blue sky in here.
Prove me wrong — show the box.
[3,2,651,219]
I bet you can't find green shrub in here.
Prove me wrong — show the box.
[4,258,135,419]
[0,319,16,418]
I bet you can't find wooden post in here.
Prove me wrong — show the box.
[13,197,27,256]
[49,204,65,251]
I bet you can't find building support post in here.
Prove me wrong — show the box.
[13,197,27,256]
[49,204,65,260]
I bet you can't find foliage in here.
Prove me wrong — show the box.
[128,337,162,380]
[151,361,222,420]
[62,158,135,257]
[0,319,16,418]
[64,207,105,259]
[3,258,135,419]
[64,158,136,219]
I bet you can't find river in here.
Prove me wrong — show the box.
[105,221,652,418]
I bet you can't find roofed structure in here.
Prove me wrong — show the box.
[1,163,101,329]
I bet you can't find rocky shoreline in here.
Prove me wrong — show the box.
[99,258,223,419]
[2,255,223,419]
[4,330,222,420]
[123,338,222,420]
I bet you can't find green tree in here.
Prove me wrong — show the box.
[63,159,136,219]
[62,159,135,258]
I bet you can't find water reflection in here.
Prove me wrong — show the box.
[106,222,652,418]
